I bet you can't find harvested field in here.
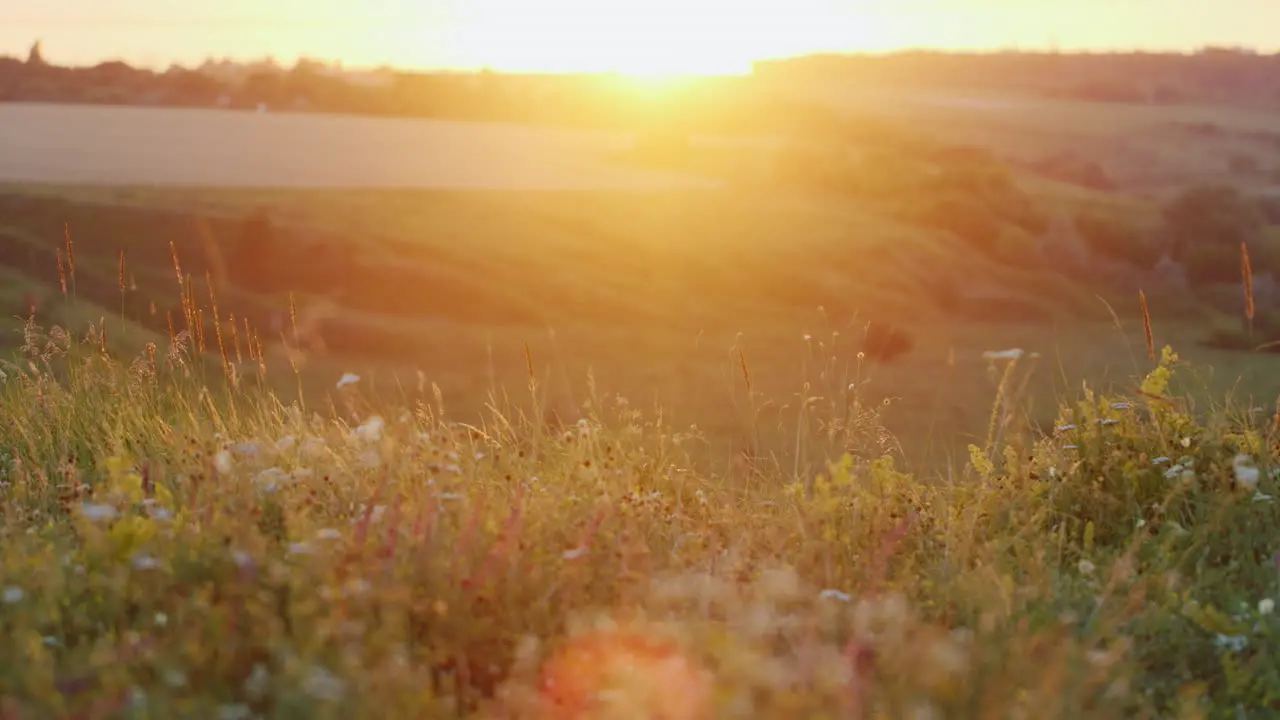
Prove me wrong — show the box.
[0,102,725,190]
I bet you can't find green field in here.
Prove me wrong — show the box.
[5,90,1280,717]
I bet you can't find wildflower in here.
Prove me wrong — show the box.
[214,450,234,475]
[819,588,853,603]
[1181,437,1192,448]
[1215,634,1249,652]
[1254,492,1274,503]
[80,503,119,522]
[243,663,271,700]
[1099,419,1120,426]
[231,550,255,570]
[132,554,162,571]
[1055,424,1078,432]
[1233,454,1261,490]
[351,416,385,444]
[275,435,297,453]
[301,437,327,460]
[218,704,253,720]
[562,547,588,560]
[336,372,361,389]
[254,467,290,492]
[2,586,24,604]
[1164,464,1185,480]
[155,612,168,627]
[302,666,346,702]
[316,528,342,541]
[1152,457,1171,465]
[1077,559,1096,577]
[1260,598,1275,616]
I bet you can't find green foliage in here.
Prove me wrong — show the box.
[1162,185,1266,286]
[2,313,1280,718]
[1075,211,1164,269]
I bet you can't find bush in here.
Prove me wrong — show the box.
[1075,211,1163,269]
[1162,185,1266,286]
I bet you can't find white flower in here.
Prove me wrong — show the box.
[275,435,297,453]
[2,586,24,604]
[132,555,162,571]
[214,450,234,475]
[218,704,253,720]
[357,450,382,470]
[315,528,342,541]
[80,503,119,522]
[982,348,1024,361]
[1164,464,1185,480]
[155,612,168,627]
[1215,634,1249,652]
[1077,559,1096,577]
[819,588,853,603]
[351,416,385,444]
[300,437,327,460]
[302,666,346,702]
[1253,492,1273,503]
[1099,419,1120,426]
[1055,424,1078,432]
[1180,437,1192,448]
[562,547,588,560]
[243,663,271,700]
[232,442,262,458]
[1259,598,1275,616]
[1233,454,1261,490]
[1110,402,1132,410]
[254,467,290,492]
[336,372,361,389]
[1151,457,1171,465]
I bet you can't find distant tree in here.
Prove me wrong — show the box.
[1162,184,1266,285]
[26,40,45,66]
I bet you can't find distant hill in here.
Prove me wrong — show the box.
[753,48,1280,107]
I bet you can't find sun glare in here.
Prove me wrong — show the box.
[449,0,765,78]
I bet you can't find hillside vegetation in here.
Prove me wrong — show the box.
[2,286,1280,718]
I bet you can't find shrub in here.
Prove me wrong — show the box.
[1075,211,1164,269]
[1162,185,1265,286]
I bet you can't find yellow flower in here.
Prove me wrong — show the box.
[104,454,175,511]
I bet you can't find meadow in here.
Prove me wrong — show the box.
[3,89,1280,717]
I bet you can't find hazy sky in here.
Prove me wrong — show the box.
[5,0,1280,74]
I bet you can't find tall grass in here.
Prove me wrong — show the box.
[0,247,1279,719]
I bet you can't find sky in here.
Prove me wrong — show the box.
[5,0,1280,75]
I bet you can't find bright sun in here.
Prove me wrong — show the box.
[449,0,768,78]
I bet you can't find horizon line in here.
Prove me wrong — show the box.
[9,41,1278,78]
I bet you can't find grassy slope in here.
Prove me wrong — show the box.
[1,320,1278,718]
[4,174,1280,474]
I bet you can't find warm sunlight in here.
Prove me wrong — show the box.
[446,0,787,76]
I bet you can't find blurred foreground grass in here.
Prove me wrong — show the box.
[2,308,1280,718]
